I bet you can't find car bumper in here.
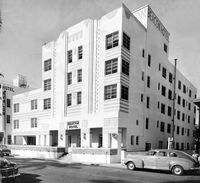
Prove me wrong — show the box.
[2,173,20,179]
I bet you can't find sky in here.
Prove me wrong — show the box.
[0,0,200,95]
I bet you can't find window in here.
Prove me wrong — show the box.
[67,94,72,106]
[160,122,165,132]
[164,43,168,53]
[168,106,172,116]
[14,120,19,129]
[77,92,82,104]
[157,101,160,109]
[161,85,166,96]
[147,76,150,88]
[31,99,37,110]
[162,67,166,78]
[142,72,144,81]
[136,136,139,145]
[146,96,150,108]
[123,32,130,50]
[177,110,180,120]
[7,135,11,145]
[182,127,184,135]
[159,63,161,71]
[161,103,165,114]
[121,85,129,100]
[122,60,129,76]
[183,84,186,93]
[131,135,134,145]
[44,79,51,91]
[167,124,171,133]
[7,99,11,108]
[67,72,72,85]
[177,126,180,135]
[142,49,145,57]
[182,113,185,121]
[169,72,173,83]
[182,99,185,107]
[148,54,151,67]
[44,59,51,71]
[141,94,143,102]
[188,103,191,110]
[106,31,119,50]
[44,98,51,110]
[188,115,190,123]
[7,115,10,123]
[14,103,19,113]
[146,118,149,129]
[187,129,190,136]
[178,95,181,105]
[136,120,139,125]
[31,118,37,128]
[67,50,72,63]
[178,80,181,90]
[78,46,83,60]
[105,58,118,75]
[168,89,172,100]
[77,69,82,82]
[158,83,160,90]
[104,84,117,100]
[189,90,192,97]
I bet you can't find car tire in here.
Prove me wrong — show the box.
[127,161,136,170]
[171,165,184,175]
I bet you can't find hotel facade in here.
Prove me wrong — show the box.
[11,4,197,162]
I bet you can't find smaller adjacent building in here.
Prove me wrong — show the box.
[0,74,29,145]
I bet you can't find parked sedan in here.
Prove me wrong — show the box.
[0,157,20,181]
[0,145,11,156]
[124,149,199,175]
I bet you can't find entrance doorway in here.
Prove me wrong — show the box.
[145,142,151,151]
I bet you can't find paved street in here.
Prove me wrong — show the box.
[4,157,200,183]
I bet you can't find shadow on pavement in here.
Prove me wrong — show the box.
[7,157,82,171]
[89,180,130,183]
[2,173,41,183]
[131,168,200,176]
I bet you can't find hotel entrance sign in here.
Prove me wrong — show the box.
[67,121,80,130]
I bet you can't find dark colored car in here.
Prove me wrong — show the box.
[0,158,20,181]
[124,149,199,175]
[0,145,11,156]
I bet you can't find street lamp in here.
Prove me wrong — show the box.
[171,59,178,149]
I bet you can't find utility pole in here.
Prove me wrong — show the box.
[171,58,177,149]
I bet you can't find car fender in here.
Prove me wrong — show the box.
[169,159,189,171]
[125,157,144,168]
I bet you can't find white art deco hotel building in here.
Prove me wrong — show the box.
[12,4,197,162]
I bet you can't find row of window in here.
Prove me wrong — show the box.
[104,84,129,101]
[67,92,82,106]
[105,58,129,76]
[13,118,37,129]
[67,69,82,85]
[178,80,196,98]
[159,65,173,84]
[106,31,130,51]
[14,98,51,113]
[67,45,83,63]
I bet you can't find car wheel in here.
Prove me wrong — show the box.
[172,165,184,175]
[127,161,136,170]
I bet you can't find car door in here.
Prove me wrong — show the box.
[143,150,157,169]
[155,151,170,170]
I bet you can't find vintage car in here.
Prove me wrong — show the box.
[124,149,199,175]
[0,157,20,181]
[0,145,11,156]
